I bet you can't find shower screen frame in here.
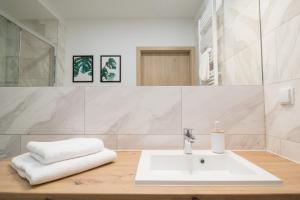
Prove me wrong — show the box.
[0,11,56,87]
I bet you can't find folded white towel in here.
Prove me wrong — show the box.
[11,148,117,185]
[27,138,104,164]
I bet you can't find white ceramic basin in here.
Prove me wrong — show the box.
[135,150,282,185]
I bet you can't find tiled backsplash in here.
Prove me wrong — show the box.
[261,0,300,163]
[264,80,300,163]
[260,0,300,162]
[0,86,265,159]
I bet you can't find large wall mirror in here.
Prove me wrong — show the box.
[0,0,57,87]
[0,0,263,87]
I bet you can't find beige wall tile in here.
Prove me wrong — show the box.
[281,140,300,163]
[0,87,84,135]
[262,3,300,162]
[222,43,262,85]
[264,80,300,143]
[223,0,260,60]
[0,135,20,159]
[261,0,300,35]
[85,87,181,134]
[226,135,265,150]
[262,31,279,84]
[117,135,182,150]
[0,86,267,153]
[85,135,117,150]
[276,14,300,82]
[223,0,256,29]
[266,136,281,155]
[182,86,265,135]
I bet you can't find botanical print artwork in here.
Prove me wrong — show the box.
[73,55,93,82]
[100,55,121,82]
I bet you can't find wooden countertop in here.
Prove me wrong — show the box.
[0,151,300,200]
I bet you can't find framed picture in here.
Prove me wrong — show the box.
[100,55,121,82]
[73,55,93,82]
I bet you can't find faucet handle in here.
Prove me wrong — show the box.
[184,128,195,141]
[184,128,193,134]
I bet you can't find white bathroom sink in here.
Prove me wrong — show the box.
[135,150,282,185]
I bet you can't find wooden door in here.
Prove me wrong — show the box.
[137,47,197,86]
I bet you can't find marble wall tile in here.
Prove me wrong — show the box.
[261,0,300,35]
[194,134,266,150]
[222,0,260,60]
[222,43,262,85]
[0,86,267,152]
[182,86,265,134]
[262,0,300,162]
[117,135,182,150]
[117,134,265,150]
[85,87,181,135]
[280,140,300,163]
[0,87,84,134]
[0,135,20,160]
[226,135,265,150]
[85,135,117,150]
[217,0,262,85]
[262,31,279,84]
[223,0,257,29]
[223,20,260,61]
[264,79,300,143]
[266,136,281,155]
[276,14,300,82]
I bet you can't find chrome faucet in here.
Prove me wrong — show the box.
[183,128,195,154]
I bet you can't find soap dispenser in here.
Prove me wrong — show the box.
[211,121,225,154]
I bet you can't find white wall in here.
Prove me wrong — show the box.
[65,19,196,86]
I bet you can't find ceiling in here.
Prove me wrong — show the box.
[45,0,202,19]
[0,0,57,20]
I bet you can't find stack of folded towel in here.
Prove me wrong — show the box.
[11,138,117,185]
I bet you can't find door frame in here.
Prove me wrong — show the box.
[136,47,197,86]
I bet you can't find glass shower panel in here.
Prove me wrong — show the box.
[0,14,55,87]
[19,30,55,86]
[0,15,20,86]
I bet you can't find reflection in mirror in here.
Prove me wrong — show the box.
[0,0,264,87]
[0,14,56,87]
[0,15,20,86]
[197,0,263,86]
[0,0,57,87]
